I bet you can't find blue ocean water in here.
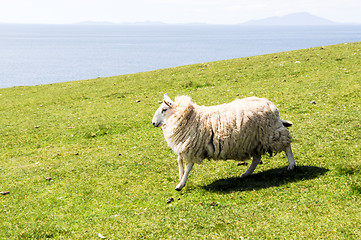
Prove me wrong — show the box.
[0,24,360,88]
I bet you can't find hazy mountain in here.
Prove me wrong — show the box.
[73,21,167,26]
[72,21,214,26]
[73,21,117,25]
[242,12,337,26]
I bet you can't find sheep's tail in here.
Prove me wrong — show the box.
[281,120,293,127]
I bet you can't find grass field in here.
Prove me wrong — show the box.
[0,42,360,239]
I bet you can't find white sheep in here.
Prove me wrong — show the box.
[152,94,296,191]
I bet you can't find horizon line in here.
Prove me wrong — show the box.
[1,12,360,26]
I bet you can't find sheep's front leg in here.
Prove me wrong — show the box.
[177,156,184,180]
[285,145,296,170]
[175,162,194,191]
[240,154,261,178]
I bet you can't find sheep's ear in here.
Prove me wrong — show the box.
[163,93,173,108]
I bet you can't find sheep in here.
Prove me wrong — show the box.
[152,94,296,191]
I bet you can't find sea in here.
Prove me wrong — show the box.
[0,24,360,88]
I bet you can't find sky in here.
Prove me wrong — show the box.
[1,0,361,25]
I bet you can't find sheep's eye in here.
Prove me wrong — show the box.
[161,108,167,114]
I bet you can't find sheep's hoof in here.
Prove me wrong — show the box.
[175,183,184,191]
[240,173,250,178]
[287,165,296,171]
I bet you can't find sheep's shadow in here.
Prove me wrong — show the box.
[203,166,328,193]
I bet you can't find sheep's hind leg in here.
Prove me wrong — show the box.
[175,162,194,191]
[285,145,296,170]
[241,154,261,178]
[177,156,184,180]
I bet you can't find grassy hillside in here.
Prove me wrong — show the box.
[1,42,360,239]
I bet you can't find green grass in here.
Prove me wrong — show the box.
[0,42,360,239]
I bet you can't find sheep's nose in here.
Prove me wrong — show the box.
[152,122,156,126]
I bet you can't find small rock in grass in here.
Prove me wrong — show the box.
[136,100,141,103]
[1,191,10,195]
[46,177,52,181]
[310,100,316,104]
[167,197,174,204]
[98,233,106,239]
[210,202,218,206]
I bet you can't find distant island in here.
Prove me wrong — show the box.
[73,12,343,26]
[2,12,359,26]
[73,21,167,26]
[72,21,214,26]
[242,12,337,26]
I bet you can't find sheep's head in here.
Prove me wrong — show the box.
[152,94,175,127]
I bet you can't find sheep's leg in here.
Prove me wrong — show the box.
[177,156,184,180]
[175,162,194,191]
[240,154,261,178]
[285,145,296,170]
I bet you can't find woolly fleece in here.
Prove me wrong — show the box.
[161,96,292,164]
